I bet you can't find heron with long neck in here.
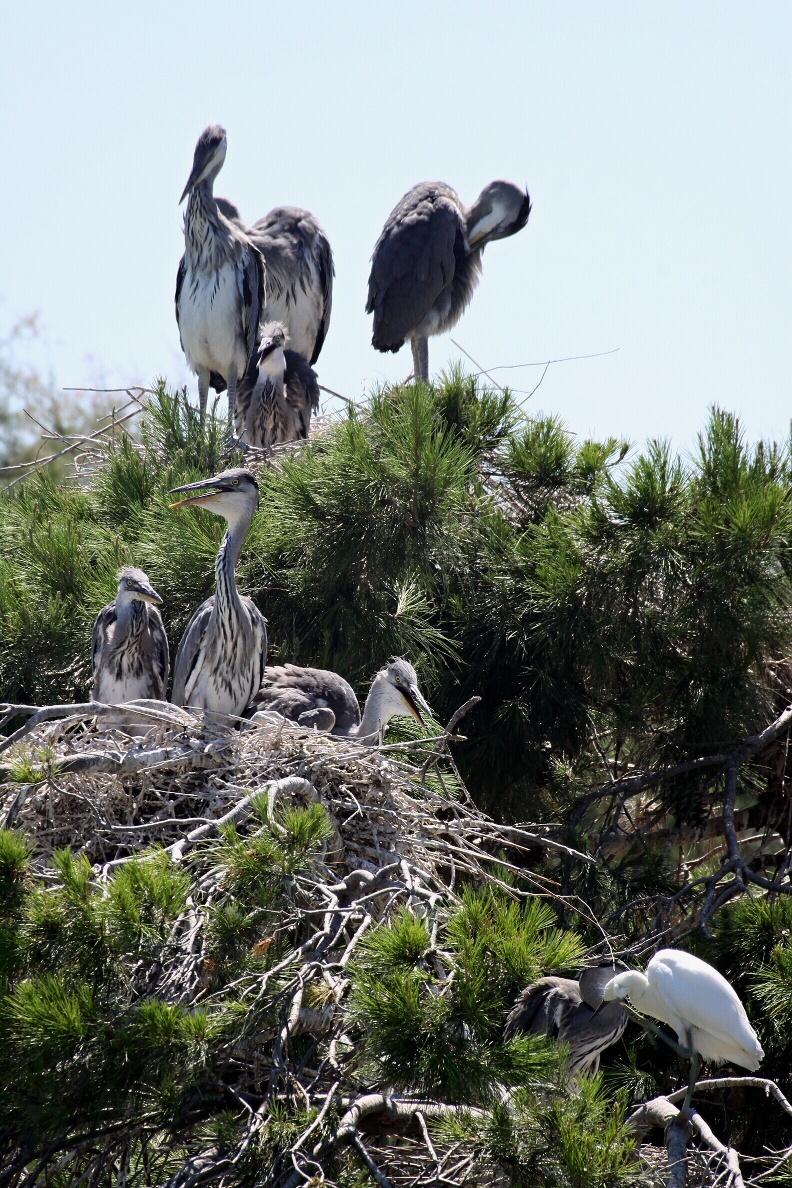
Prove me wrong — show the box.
[250,659,430,744]
[175,126,265,423]
[170,469,267,717]
[91,567,169,704]
[367,180,531,380]
[234,322,319,450]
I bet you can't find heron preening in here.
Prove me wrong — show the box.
[169,469,267,718]
[233,322,319,450]
[175,126,265,424]
[250,659,430,743]
[601,948,764,1107]
[504,962,628,1077]
[366,180,531,381]
[91,567,169,710]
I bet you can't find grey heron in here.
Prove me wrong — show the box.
[169,469,267,717]
[208,199,333,367]
[233,322,319,450]
[601,948,763,1106]
[175,126,265,423]
[366,180,531,381]
[250,659,430,744]
[504,961,628,1077]
[91,568,169,705]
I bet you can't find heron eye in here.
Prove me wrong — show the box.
[232,479,239,486]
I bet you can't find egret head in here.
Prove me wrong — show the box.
[467,181,531,248]
[376,659,431,725]
[116,567,163,607]
[169,468,259,525]
[601,969,647,1006]
[180,125,228,203]
[257,322,288,379]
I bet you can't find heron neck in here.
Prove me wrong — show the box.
[357,675,391,743]
[213,511,253,624]
[184,180,224,262]
[115,597,146,639]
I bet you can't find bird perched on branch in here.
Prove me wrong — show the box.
[504,962,628,1076]
[169,469,267,718]
[233,322,319,450]
[175,126,265,423]
[91,568,169,705]
[250,659,430,743]
[366,179,531,380]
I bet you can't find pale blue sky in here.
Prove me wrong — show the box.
[1,2,790,448]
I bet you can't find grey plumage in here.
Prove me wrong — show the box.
[170,469,267,718]
[91,568,169,705]
[175,126,266,423]
[251,658,431,744]
[504,962,628,1077]
[367,180,531,380]
[234,322,319,450]
[250,207,334,365]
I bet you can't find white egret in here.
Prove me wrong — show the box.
[602,948,763,1107]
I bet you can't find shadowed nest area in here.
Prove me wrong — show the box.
[3,376,792,1186]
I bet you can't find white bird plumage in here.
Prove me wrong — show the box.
[602,948,764,1071]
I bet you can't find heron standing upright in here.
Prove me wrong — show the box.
[175,126,265,423]
[250,659,430,744]
[366,180,531,381]
[169,469,267,717]
[504,962,628,1077]
[233,322,319,450]
[91,568,169,704]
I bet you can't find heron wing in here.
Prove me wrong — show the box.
[171,597,214,707]
[91,603,116,691]
[366,182,464,352]
[311,223,334,364]
[258,665,361,733]
[147,606,170,700]
[284,350,320,434]
[240,242,266,364]
[240,595,268,705]
[503,978,579,1041]
[174,256,186,352]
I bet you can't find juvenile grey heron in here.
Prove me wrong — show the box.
[175,126,265,423]
[367,180,531,380]
[250,659,430,744]
[504,961,628,1077]
[169,469,267,717]
[233,322,319,450]
[206,199,333,366]
[91,568,169,704]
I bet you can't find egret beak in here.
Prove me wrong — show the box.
[169,476,226,510]
[400,684,431,724]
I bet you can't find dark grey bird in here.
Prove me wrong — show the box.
[367,180,531,380]
[169,469,267,717]
[207,199,333,367]
[175,126,265,423]
[234,322,319,450]
[250,659,430,743]
[504,961,628,1077]
[91,568,169,704]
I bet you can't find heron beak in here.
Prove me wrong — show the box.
[169,477,225,509]
[400,685,430,724]
[258,337,280,361]
[179,158,206,204]
[137,587,163,606]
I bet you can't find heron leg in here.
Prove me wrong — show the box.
[226,363,239,431]
[197,369,210,425]
[411,336,429,382]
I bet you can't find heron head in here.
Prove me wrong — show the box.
[116,566,163,607]
[257,322,288,378]
[579,960,629,1011]
[169,468,259,521]
[467,181,531,248]
[180,125,228,203]
[380,659,431,725]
